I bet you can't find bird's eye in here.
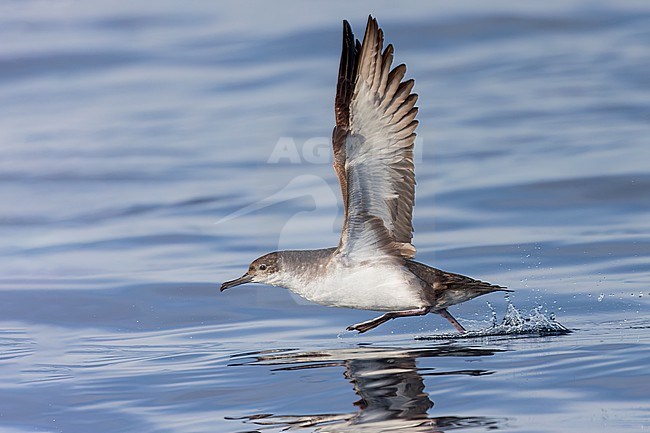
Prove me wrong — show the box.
[259,264,267,271]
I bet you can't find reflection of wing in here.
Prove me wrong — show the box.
[333,16,419,261]
[346,356,432,421]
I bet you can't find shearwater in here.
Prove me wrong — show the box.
[221,16,510,334]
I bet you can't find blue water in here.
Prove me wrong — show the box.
[1,1,649,432]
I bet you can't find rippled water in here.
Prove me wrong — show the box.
[1,1,649,432]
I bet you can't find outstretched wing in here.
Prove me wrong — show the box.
[332,16,419,261]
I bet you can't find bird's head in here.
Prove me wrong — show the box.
[220,252,281,291]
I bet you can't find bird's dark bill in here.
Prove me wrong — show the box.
[220,274,253,291]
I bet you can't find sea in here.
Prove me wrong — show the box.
[0,1,648,432]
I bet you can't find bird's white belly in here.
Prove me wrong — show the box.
[291,263,424,311]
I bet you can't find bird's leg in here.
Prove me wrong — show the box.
[347,307,431,334]
[437,308,466,333]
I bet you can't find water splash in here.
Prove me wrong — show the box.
[416,302,570,340]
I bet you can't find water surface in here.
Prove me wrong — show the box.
[0,1,649,432]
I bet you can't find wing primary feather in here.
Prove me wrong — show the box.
[392,104,419,129]
[392,99,418,123]
[393,120,419,140]
[377,44,394,97]
[386,79,415,116]
[335,20,358,129]
[333,20,362,246]
[382,64,407,103]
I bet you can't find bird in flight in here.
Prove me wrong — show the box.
[221,16,509,334]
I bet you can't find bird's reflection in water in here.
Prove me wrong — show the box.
[227,345,507,432]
